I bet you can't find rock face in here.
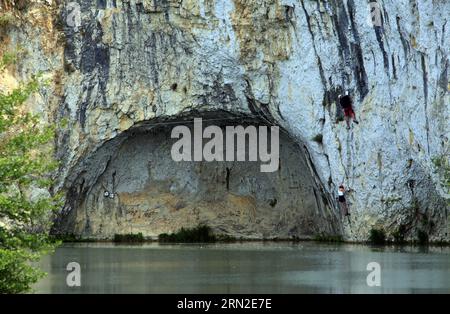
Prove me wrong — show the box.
[1,0,449,241]
[55,117,340,239]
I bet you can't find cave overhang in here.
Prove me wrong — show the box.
[53,110,341,239]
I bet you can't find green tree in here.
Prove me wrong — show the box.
[0,52,60,293]
[432,150,450,204]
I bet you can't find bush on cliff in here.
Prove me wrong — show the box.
[0,53,61,293]
[432,154,450,205]
[113,233,145,243]
[417,230,429,245]
[369,228,386,245]
[159,225,216,243]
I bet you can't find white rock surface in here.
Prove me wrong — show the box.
[2,0,448,241]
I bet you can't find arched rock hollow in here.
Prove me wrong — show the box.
[53,111,341,239]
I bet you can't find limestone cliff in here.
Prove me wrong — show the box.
[1,0,448,241]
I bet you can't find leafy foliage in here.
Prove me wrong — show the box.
[0,12,15,28]
[311,134,323,144]
[0,53,60,293]
[368,228,386,245]
[114,233,145,243]
[159,225,216,243]
[392,225,407,244]
[314,234,344,243]
[417,230,429,245]
[432,154,450,203]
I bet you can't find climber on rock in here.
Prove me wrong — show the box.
[337,185,350,217]
[338,92,359,129]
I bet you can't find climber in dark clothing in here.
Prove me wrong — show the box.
[339,93,359,129]
[337,185,350,217]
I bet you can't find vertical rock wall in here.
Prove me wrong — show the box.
[1,0,448,241]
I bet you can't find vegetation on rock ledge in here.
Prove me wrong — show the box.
[368,228,386,245]
[159,225,218,243]
[114,233,145,243]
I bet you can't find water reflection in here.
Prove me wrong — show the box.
[33,242,450,294]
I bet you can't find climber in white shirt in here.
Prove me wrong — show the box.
[337,185,350,217]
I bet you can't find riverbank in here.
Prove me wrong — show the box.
[52,234,450,247]
[52,224,450,246]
